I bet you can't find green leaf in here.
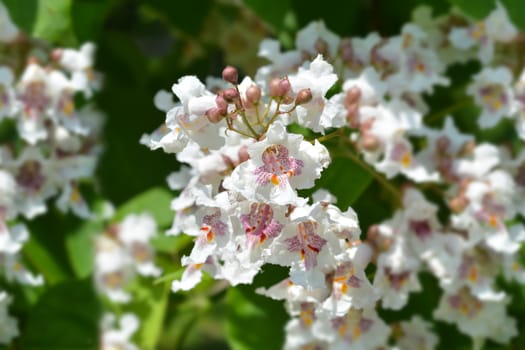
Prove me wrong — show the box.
[500,0,525,32]
[128,278,170,349]
[225,285,288,350]
[71,0,113,42]
[23,231,70,285]
[244,0,291,32]
[21,278,101,350]
[114,187,173,228]
[447,0,495,19]
[301,156,373,210]
[65,220,103,279]
[225,265,288,350]
[151,234,193,254]
[3,0,38,33]
[33,0,76,44]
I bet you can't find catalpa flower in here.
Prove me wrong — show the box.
[16,63,52,144]
[434,287,517,345]
[223,121,330,206]
[449,2,517,63]
[288,55,339,133]
[100,313,139,350]
[393,316,439,350]
[467,66,519,129]
[313,308,390,350]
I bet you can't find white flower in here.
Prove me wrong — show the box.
[0,291,19,345]
[56,181,91,219]
[448,2,517,63]
[288,55,338,133]
[169,76,225,149]
[295,21,340,59]
[46,70,89,135]
[100,313,139,350]
[223,121,330,206]
[394,316,438,350]
[434,288,517,345]
[59,42,101,97]
[312,308,390,350]
[118,213,162,277]
[16,64,52,144]
[467,67,519,129]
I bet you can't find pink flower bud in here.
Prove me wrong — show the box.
[346,104,359,128]
[360,134,380,151]
[295,88,312,105]
[222,65,238,85]
[215,95,228,114]
[269,78,291,98]
[449,196,469,213]
[246,85,261,104]
[344,86,361,107]
[238,145,250,163]
[222,88,239,103]
[51,49,63,62]
[206,108,224,123]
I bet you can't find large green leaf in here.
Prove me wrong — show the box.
[300,155,373,211]
[65,220,104,279]
[113,187,173,228]
[2,0,38,33]
[21,278,101,350]
[32,0,76,44]
[225,286,288,350]
[71,0,113,42]
[225,265,288,350]
[501,0,525,32]
[127,278,170,350]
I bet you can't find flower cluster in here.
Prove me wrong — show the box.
[94,213,162,303]
[0,3,103,344]
[144,2,525,349]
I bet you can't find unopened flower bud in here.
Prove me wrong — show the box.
[346,104,359,127]
[222,88,239,103]
[222,65,238,85]
[269,77,291,98]
[246,85,261,104]
[215,95,228,114]
[206,108,224,123]
[295,88,312,105]
[344,86,361,108]
[361,134,380,151]
[51,49,63,62]
[449,196,469,213]
[238,145,250,163]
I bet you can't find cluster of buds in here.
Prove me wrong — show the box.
[144,1,525,348]
[0,3,103,344]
